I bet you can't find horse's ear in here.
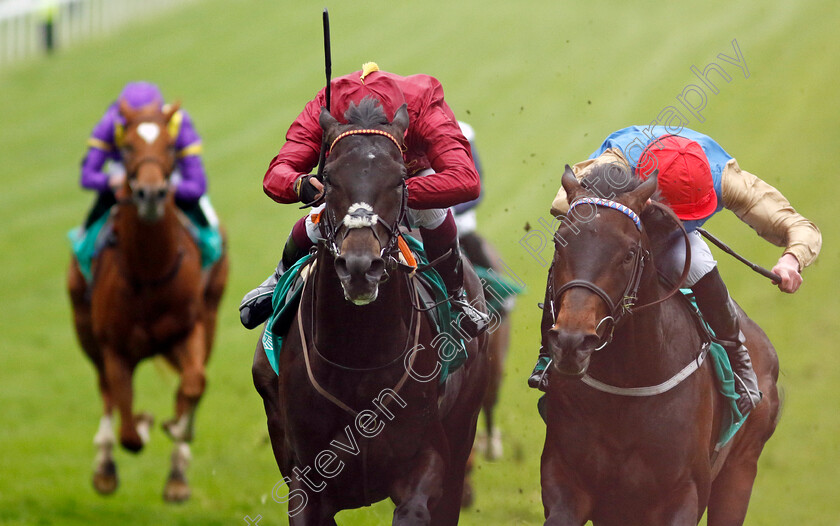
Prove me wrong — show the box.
[391,104,409,136]
[118,98,137,122]
[164,100,181,123]
[319,107,339,135]
[625,170,658,212]
[561,164,584,204]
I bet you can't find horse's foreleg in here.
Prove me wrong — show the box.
[92,414,118,494]
[541,451,591,526]
[391,447,446,526]
[102,347,147,452]
[162,323,206,502]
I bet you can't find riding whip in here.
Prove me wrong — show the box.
[697,228,782,284]
[299,8,332,209]
[315,8,331,182]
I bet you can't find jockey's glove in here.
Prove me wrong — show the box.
[295,174,322,204]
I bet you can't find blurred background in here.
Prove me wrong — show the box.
[0,0,837,524]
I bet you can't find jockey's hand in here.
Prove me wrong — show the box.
[296,174,324,204]
[772,253,802,293]
[108,172,126,192]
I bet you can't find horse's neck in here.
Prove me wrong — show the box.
[587,266,693,384]
[311,252,411,366]
[117,205,182,278]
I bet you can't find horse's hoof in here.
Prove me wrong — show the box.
[120,436,144,453]
[92,460,118,495]
[163,472,191,503]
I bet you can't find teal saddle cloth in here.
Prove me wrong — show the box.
[261,236,471,384]
[68,206,224,282]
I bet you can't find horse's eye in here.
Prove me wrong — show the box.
[623,248,637,264]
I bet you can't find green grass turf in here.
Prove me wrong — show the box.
[0,0,837,524]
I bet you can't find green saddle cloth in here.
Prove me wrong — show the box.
[261,235,468,384]
[681,289,748,449]
[472,264,525,315]
[68,206,223,282]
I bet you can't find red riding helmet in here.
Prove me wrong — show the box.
[636,135,717,220]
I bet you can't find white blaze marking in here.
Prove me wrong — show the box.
[343,202,379,229]
[137,122,161,144]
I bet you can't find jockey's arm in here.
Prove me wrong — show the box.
[81,109,122,193]
[405,96,480,210]
[172,110,207,203]
[263,97,324,204]
[721,159,822,292]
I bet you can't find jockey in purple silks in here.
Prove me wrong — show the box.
[71,81,222,278]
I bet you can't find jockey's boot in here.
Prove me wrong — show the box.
[692,268,762,415]
[436,240,490,338]
[239,235,305,330]
[529,270,556,392]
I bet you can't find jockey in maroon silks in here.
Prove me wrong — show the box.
[239,63,490,337]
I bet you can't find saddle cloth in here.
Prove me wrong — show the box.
[261,235,468,384]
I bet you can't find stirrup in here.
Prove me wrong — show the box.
[528,354,552,392]
[451,295,490,338]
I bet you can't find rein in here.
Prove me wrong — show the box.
[550,197,702,395]
[550,198,691,350]
[296,257,423,417]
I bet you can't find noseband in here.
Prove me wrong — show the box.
[551,197,649,349]
[320,128,408,265]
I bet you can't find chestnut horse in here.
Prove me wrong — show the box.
[252,99,488,525]
[67,100,229,501]
[540,166,780,525]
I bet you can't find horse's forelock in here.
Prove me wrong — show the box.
[343,97,390,128]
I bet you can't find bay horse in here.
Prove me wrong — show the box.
[461,233,514,463]
[66,99,229,502]
[540,165,780,525]
[252,98,489,525]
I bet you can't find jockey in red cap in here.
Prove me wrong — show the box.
[239,63,490,338]
[529,127,821,417]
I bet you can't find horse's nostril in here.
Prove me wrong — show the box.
[367,258,385,279]
[334,256,349,278]
[136,188,147,200]
[157,188,168,200]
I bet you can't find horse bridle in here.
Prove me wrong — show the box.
[319,128,409,268]
[550,197,690,350]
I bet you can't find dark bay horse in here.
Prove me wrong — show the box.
[67,99,229,501]
[540,165,780,525]
[252,99,489,525]
[461,234,514,463]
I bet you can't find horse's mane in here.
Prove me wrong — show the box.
[343,96,390,127]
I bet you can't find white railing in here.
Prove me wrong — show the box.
[0,0,196,68]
